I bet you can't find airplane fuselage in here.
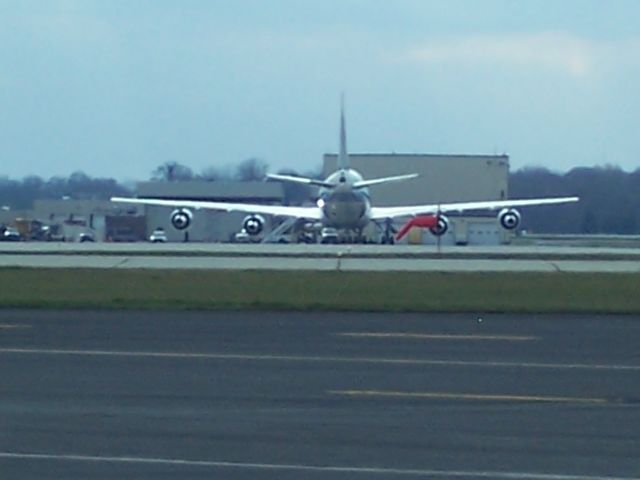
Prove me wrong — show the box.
[318,169,371,229]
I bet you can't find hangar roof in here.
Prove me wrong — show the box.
[32,199,144,217]
[136,181,284,203]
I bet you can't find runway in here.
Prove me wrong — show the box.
[1,310,639,479]
[1,243,640,272]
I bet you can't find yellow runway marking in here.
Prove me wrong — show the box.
[338,332,538,341]
[331,390,609,404]
[0,348,638,371]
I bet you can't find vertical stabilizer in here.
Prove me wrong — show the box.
[338,98,350,170]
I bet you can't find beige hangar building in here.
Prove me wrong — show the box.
[323,153,511,245]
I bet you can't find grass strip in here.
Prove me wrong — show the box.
[0,268,638,313]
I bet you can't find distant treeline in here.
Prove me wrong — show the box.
[509,166,640,234]
[0,159,315,211]
[0,172,131,211]
[1,164,639,234]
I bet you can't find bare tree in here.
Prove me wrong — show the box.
[151,161,194,182]
[0,173,131,209]
[234,158,268,181]
[199,165,231,182]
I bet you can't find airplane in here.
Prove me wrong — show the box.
[111,107,579,244]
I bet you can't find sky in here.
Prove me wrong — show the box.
[1,0,639,181]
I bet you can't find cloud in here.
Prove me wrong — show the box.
[398,32,640,77]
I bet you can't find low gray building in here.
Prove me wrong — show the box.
[136,181,285,242]
[32,199,144,242]
[0,208,29,226]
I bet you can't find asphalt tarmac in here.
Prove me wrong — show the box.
[0,310,639,479]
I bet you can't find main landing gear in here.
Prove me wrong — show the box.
[380,219,396,245]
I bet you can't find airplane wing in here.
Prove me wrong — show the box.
[111,197,323,220]
[369,196,579,220]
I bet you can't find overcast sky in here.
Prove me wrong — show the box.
[1,0,639,180]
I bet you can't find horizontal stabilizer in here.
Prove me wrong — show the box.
[266,173,334,189]
[353,173,419,189]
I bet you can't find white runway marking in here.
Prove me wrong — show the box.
[0,347,638,371]
[0,324,32,329]
[0,452,633,480]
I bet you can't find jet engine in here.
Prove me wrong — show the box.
[429,215,450,236]
[170,208,193,230]
[498,208,521,230]
[243,215,265,236]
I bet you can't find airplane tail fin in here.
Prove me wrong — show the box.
[338,98,350,170]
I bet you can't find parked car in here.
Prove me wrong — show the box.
[78,232,95,242]
[320,227,339,244]
[1,228,22,241]
[234,229,251,243]
[149,228,168,243]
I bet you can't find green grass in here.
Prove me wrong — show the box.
[0,268,638,313]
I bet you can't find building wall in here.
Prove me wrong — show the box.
[0,210,30,226]
[32,199,143,219]
[30,199,144,242]
[399,217,507,245]
[105,216,147,242]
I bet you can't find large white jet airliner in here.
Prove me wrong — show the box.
[112,108,578,243]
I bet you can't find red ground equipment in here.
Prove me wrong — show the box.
[395,215,439,241]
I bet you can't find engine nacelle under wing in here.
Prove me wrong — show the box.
[498,208,521,230]
[429,215,450,236]
[243,215,265,236]
[170,208,193,230]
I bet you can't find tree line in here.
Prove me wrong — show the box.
[509,166,640,234]
[1,163,639,234]
[151,158,270,182]
[0,159,318,210]
[0,172,131,211]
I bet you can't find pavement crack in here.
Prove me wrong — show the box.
[112,257,131,269]
[548,261,562,272]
